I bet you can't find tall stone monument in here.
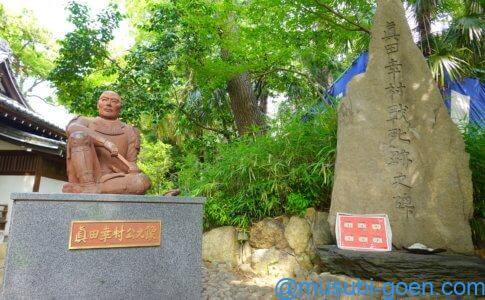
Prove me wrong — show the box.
[328,0,474,253]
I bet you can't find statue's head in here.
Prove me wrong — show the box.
[97,91,122,120]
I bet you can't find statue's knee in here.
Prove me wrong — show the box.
[69,131,91,147]
[126,174,151,194]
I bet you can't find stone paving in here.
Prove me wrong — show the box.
[202,262,275,300]
[202,263,463,300]
[201,262,378,300]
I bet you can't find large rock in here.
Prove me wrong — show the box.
[318,245,485,286]
[295,253,313,271]
[238,241,253,265]
[328,0,474,253]
[274,215,290,226]
[305,208,332,246]
[251,247,300,278]
[249,218,288,249]
[285,216,311,254]
[202,226,239,266]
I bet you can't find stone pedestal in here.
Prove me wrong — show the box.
[2,193,205,299]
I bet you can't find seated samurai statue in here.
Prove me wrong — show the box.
[62,91,151,194]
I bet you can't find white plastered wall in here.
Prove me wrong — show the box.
[0,176,66,236]
[0,140,24,150]
[0,140,67,236]
[0,175,35,235]
[38,177,65,193]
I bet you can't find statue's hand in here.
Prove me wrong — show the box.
[127,162,140,174]
[164,189,180,196]
[104,140,119,157]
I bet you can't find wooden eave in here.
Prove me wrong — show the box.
[0,60,31,108]
[0,94,66,141]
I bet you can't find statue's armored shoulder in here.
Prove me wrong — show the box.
[125,123,141,150]
[124,123,139,139]
[66,115,93,129]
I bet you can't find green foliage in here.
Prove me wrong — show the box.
[463,124,485,218]
[284,193,312,216]
[137,136,174,195]
[462,124,485,244]
[410,0,484,83]
[0,4,54,97]
[179,105,484,233]
[48,1,121,116]
[50,0,374,142]
[179,105,337,229]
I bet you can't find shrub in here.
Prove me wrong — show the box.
[463,124,485,244]
[177,103,484,239]
[179,106,338,229]
[138,136,174,195]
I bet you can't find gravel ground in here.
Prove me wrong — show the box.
[202,264,460,300]
[202,263,275,300]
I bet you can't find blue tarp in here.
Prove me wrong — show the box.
[324,52,485,126]
[324,52,368,104]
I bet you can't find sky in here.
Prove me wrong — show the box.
[1,0,132,42]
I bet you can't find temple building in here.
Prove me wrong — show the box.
[0,40,67,236]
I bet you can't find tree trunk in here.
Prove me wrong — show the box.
[219,11,267,135]
[254,78,269,115]
[316,66,334,91]
[227,72,266,135]
[258,93,268,115]
[416,7,433,57]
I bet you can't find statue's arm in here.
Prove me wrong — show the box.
[125,126,142,173]
[66,116,118,155]
[126,126,141,162]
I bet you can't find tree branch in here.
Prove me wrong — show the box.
[256,67,325,99]
[104,54,123,72]
[26,94,48,102]
[26,78,44,93]
[19,40,33,52]
[170,75,233,140]
[302,6,364,32]
[313,0,370,34]
[178,106,232,140]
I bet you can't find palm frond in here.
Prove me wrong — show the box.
[452,15,484,43]
[465,0,483,15]
[427,35,470,86]
[410,0,442,15]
